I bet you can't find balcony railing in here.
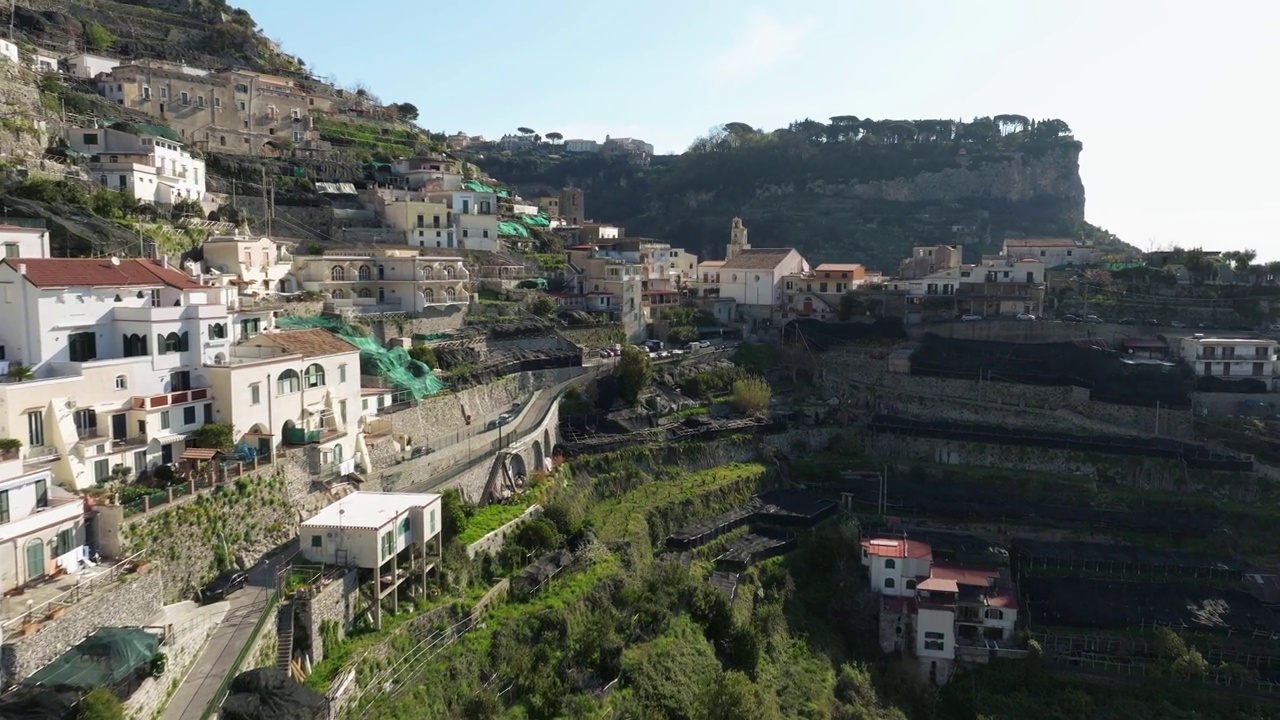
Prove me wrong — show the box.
[132,387,209,410]
[1193,352,1274,361]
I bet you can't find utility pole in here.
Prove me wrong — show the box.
[260,166,270,237]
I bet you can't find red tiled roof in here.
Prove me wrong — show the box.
[721,248,798,270]
[815,263,863,272]
[883,596,917,614]
[917,577,959,593]
[255,329,358,358]
[930,562,999,588]
[862,538,933,560]
[987,590,1019,610]
[4,258,202,289]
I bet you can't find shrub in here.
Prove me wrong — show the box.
[82,21,116,52]
[731,375,772,414]
[528,293,556,317]
[408,344,438,368]
[618,345,653,404]
[77,688,124,720]
[193,423,235,451]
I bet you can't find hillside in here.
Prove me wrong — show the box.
[471,117,1135,272]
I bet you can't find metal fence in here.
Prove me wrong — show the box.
[115,452,277,519]
[2,550,147,631]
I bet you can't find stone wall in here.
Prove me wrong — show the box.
[3,570,164,683]
[231,197,334,243]
[466,505,543,559]
[824,349,1193,439]
[301,569,361,665]
[1193,391,1277,416]
[361,312,468,342]
[125,601,228,720]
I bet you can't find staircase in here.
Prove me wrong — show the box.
[275,604,294,671]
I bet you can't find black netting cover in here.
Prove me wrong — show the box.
[1195,376,1269,393]
[0,687,78,720]
[782,318,907,350]
[219,668,328,720]
[22,627,159,693]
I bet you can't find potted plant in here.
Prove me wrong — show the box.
[0,438,21,460]
[20,620,38,636]
[150,652,167,677]
[46,607,65,620]
[5,365,33,383]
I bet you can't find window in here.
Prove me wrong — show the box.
[905,579,917,591]
[884,578,895,589]
[159,87,168,99]
[68,331,97,362]
[238,101,246,111]
[277,369,301,394]
[331,266,346,281]
[28,412,44,447]
[250,383,261,405]
[214,97,221,108]
[338,365,347,383]
[209,323,227,339]
[220,135,227,146]
[74,409,97,439]
[381,531,394,559]
[429,509,436,535]
[142,86,151,100]
[984,609,1004,620]
[82,132,99,145]
[304,363,325,388]
[235,83,249,94]
[339,400,347,425]
[241,318,261,338]
[134,450,147,473]
[160,411,171,430]
[884,558,896,570]
[1254,362,1266,376]
[482,230,489,239]
[150,289,162,307]
[54,527,76,555]
[180,91,190,105]
[4,244,17,258]
[358,265,372,281]
[34,479,48,508]
[183,406,196,426]
[197,95,205,107]
[398,515,410,536]
[311,535,322,548]
[94,458,110,483]
[160,332,182,354]
[0,491,7,523]
[416,214,425,229]
[204,403,213,424]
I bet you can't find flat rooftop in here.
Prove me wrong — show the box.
[302,491,440,530]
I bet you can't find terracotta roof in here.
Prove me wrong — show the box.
[1003,238,1080,247]
[4,258,202,289]
[882,596,916,614]
[721,248,797,270]
[815,263,863,272]
[699,260,726,267]
[862,538,933,560]
[917,577,959,593]
[987,589,1019,610]
[255,329,358,358]
[930,562,999,588]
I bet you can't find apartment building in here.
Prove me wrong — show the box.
[206,329,362,477]
[66,125,207,207]
[0,258,232,490]
[960,257,1046,316]
[1001,238,1099,268]
[99,62,320,152]
[369,190,455,248]
[201,234,296,295]
[291,250,470,314]
[0,224,51,260]
[899,245,962,280]
[782,263,868,319]
[0,455,86,593]
[1179,336,1278,382]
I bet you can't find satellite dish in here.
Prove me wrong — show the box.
[110,256,120,266]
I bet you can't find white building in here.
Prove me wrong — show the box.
[66,126,207,207]
[30,51,57,73]
[1180,336,1278,383]
[0,454,86,595]
[563,139,599,153]
[860,537,933,596]
[206,328,363,476]
[497,134,534,151]
[63,52,119,79]
[698,219,808,321]
[1001,238,1099,269]
[291,250,470,314]
[299,491,442,627]
[201,235,296,295]
[0,39,18,66]
[0,224,52,260]
[0,257,231,490]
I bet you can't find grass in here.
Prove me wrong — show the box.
[663,406,710,422]
[588,462,766,545]
[456,500,534,546]
[561,325,626,348]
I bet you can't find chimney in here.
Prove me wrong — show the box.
[161,256,169,269]
[17,263,26,275]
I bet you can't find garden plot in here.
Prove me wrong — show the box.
[1022,577,1280,635]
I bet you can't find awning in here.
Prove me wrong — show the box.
[180,448,221,461]
[151,433,190,446]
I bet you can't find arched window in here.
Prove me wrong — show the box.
[123,333,148,357]
[213,352,226,364]
[984,609,1003,621]
[277,369,301,395]
[444,287,456,302]
[357,288,372,299]
[161,332,181,354]
[331,266,345,281]
[209,323,227,339]
[905,579,918,591]
[331,289,346,299]
[884,578,895,589]
[304,363,325,388]
[333,443,343,462]
[114,375,127,390]
[358,265,372,281]
[422,288,434,304]
[884,558,896,570]
[444,265,455,279]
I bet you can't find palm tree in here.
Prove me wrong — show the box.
[6,365,33,382]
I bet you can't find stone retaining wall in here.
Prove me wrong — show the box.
[302,569,361,665]
[466,505,544,559]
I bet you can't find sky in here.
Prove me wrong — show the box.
[237,0,1279,258]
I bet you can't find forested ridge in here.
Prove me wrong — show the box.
[473,115,1134,271]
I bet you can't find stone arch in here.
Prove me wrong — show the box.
[543,428,552,455]
[532,440,544,472]
[508,452,527,481]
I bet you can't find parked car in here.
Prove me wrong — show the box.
[1062,314,1082,322]
[1016,312,1036,321]
[687,340,711,350]
[1084,315,1104,324]
[961,313,982,321]
[200,569,248,603]
[1169,320,1187,328]
[1117,318,1137,325]
[1269,323,1280,331]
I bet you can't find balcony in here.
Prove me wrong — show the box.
[283,425,345,446]
[0,495,84,544]
[132,387,209,411]
[1193,352,1275,361]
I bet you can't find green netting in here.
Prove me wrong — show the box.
[1105,262,1147,271]
[462,179,510,197]
[276,315,447,399]
[110,121,183,144]
[23,627,159,691]
[520,213,550,227]
[413,332,453,342]
[498,221,529,238]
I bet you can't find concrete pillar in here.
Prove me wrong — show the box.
[142,495,150,512]
[167,487,174,503]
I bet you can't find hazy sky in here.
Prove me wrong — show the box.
[237,0,1279,258]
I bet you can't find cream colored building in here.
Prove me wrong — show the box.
[206,329,363,478]
[291,250,470,313]
[0,456,86,594]
[201,234,296,295]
